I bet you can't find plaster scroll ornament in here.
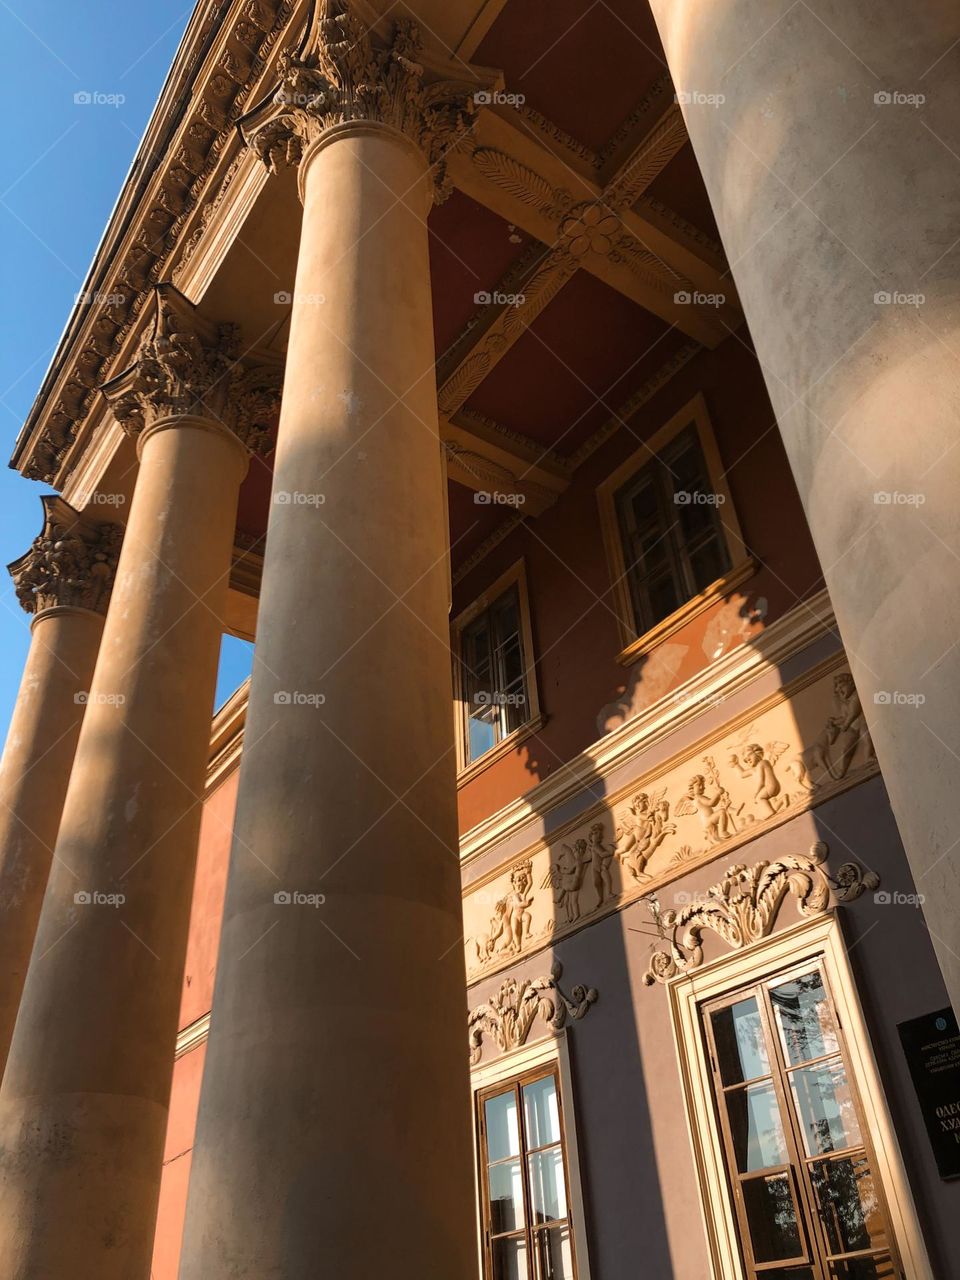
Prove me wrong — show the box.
[100,282,282,457]
[239,0,484,202]
[640,842,880,986]
[8,497,123,618]
[468,960,598,1064]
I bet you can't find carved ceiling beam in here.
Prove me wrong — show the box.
[440,411,569,517]
[447,106,741,345]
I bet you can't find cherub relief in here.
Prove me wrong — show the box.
[728,742,789,818]
[675,762,737,845]
[587,822,615,907]
[542,839,591,924]
[614,790,676,882]
[789,672,875,788]
[502,860,534,953]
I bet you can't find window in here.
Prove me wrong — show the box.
[702,961,899,1280]
[477,1066,578,1280]
[597,393,750,662]
[452,561,540,776]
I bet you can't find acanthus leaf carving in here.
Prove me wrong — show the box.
[8,496,123,617]
[468,960,598,1064]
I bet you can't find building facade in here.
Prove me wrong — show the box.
[1,2,959,1278]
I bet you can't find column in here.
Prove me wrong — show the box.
[0,285,278,1279]
[0,498,120,1073]
[179,8,480,1277]
[648,1,960,1003]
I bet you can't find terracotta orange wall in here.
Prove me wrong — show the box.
[454,333,823,833]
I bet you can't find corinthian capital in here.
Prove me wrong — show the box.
[9,496,123,617]
[100,282,282,457]
[239,0,483,201]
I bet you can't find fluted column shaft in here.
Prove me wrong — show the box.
[649,0,960,1002]
[178,31,479,1273]
[0,414,248,1279]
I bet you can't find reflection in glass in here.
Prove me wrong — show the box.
[523,1076,561,1149]
[727,1081,789,1171]
[528,1147,567,1224]
[492,1235,529,1280]
[790,1060,862,1157]
[770,971,839,1066]
[810,1155,886,1256]
[535,1224,575,1280]
[488,1160,524,1234]
[486,1091,520,1163]
[828,1255,896,1279]
[742,1172,802,1262]
[712,998,769,1084]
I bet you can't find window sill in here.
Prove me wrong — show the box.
[616,558,756,668]
[457,713,546,789]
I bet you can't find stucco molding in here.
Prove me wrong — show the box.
[640,841,879,986]
[467,960,597,1065]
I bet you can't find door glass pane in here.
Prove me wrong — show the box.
[523,1075,561,1148]
[712,997,770,1084]
[741,1171,803,1262]
[727,1081,789,1171]
[534,1224,575,1280]
[810,1154,887,1255]
[789,1060,863,1156]
[770,971,839,1066]
[492,1235,529,1280]
[828,1256,896,1279]
[488,1160,524,1233]
[528,1147,567,1224]
[486,1091,520,1162]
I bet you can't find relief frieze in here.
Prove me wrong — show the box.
[464,656,877,984]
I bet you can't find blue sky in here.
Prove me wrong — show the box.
[0,0,253,741]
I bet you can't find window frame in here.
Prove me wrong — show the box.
[471,1034,592,1280]
[452,559,542,783]
[596,393,753,666]
[667,914,934,1280]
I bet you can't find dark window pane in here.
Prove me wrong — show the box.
[485,1091,520,1162]
[789,1060,862,1157]
[712,998,770,1084]
[810,1154,887,1256]
[770,970,839,1066]
[742,1172,803,1263]
[828,1255,897,1280]
[492,1235,529,1280]
[534,1224,575,1280]
[762,1270,817,1280]
[488,1160,525,1233]
[726,1081,789,1171]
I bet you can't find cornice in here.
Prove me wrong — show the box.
[11,0,302,487]
[206,676,250,794]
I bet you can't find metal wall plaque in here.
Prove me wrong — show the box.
[897,1006,960,1180]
